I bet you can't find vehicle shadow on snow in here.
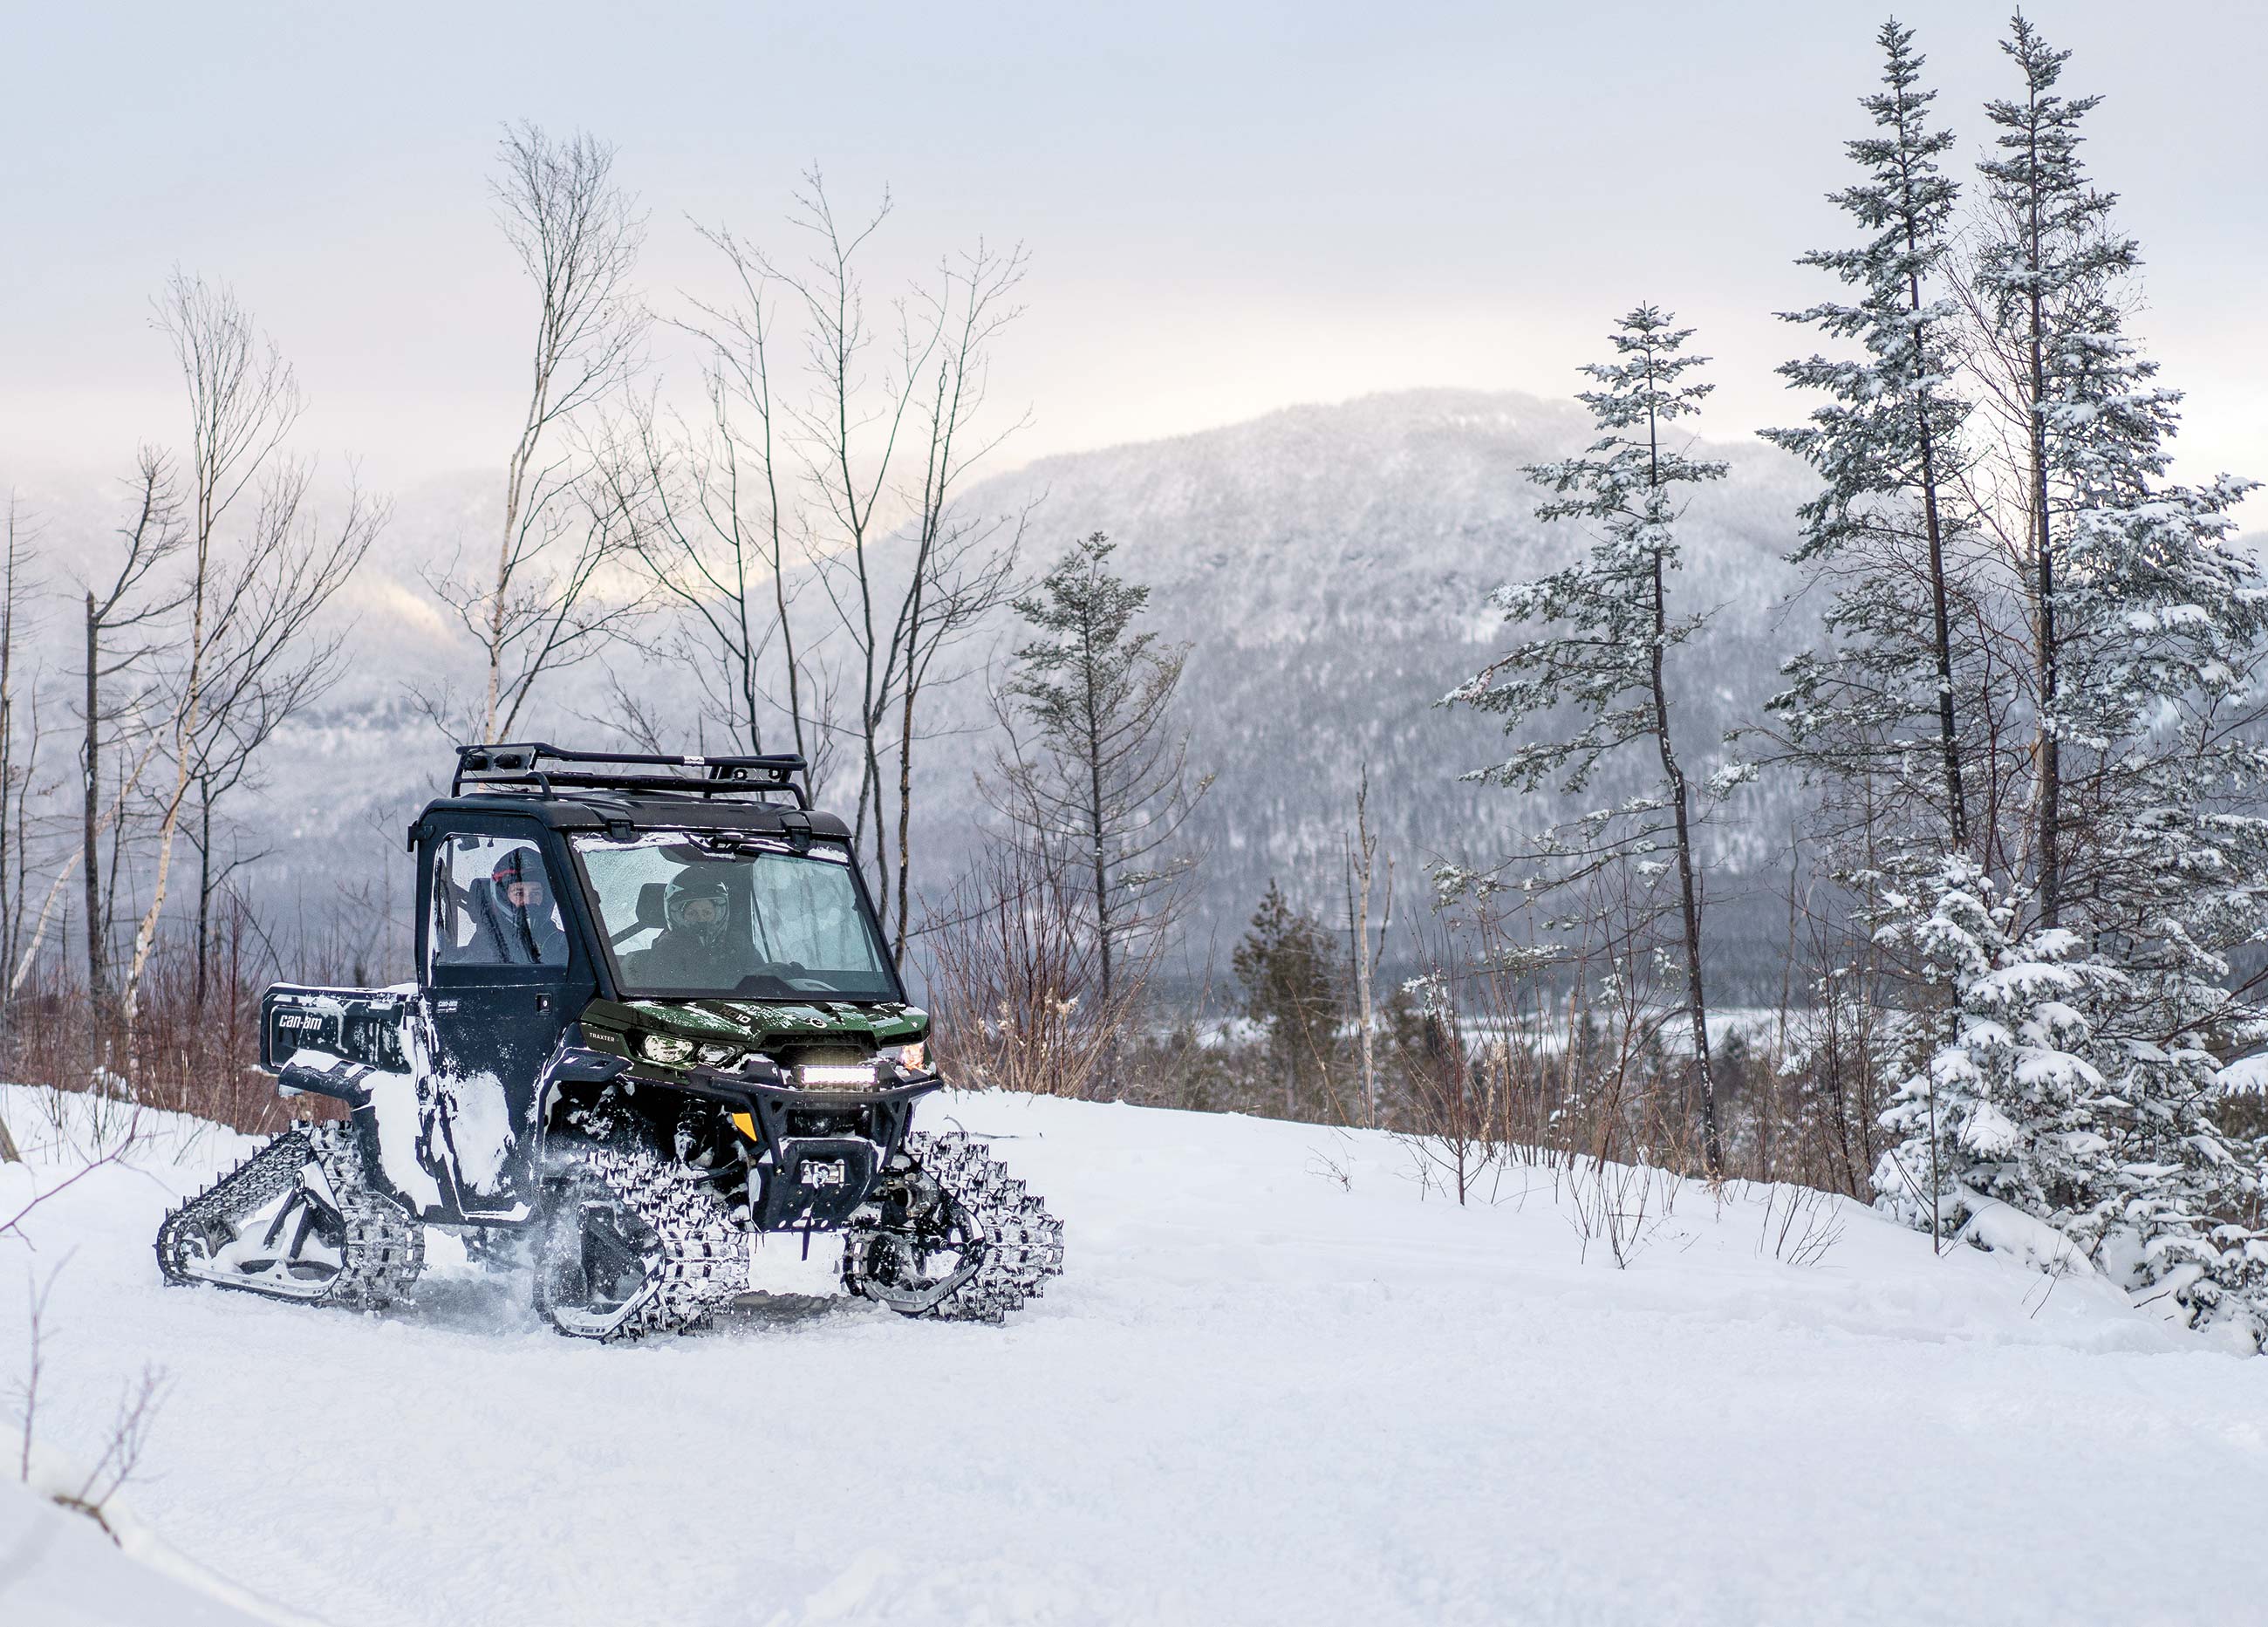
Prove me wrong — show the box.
[393,1255,879,1341]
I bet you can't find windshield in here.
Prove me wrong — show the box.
[572,832,900,1001]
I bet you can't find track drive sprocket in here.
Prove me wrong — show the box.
[844,1131,1063,1322]
[534,1136,747,1341]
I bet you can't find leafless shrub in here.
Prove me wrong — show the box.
[922,842,1153,1098]
[1305,1134,1356,1193]
[10,1267,169,1542]
[1561,1153,1678,1269]
[2,900,338,1145]
[1756,1181,1846,1268]
[1393,970,1502,1206]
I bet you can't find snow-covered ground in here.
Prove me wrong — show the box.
[1,1080,2262,1626]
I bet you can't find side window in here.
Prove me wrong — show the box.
[429,833,569,972]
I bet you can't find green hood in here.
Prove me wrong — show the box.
[583,995,927,1064]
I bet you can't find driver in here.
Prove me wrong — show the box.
[489,849,567,965]
[625,870,754,986]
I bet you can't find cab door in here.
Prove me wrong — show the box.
[414,817,587,1221]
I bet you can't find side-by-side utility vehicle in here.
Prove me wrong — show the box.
[155,744,1063,1339]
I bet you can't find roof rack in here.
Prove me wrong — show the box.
[453,742,810,808]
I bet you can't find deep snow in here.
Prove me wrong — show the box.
[1,1081,2263,1627]
[0,1475,280,1627]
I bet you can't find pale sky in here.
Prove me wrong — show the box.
[4,1,2263,509]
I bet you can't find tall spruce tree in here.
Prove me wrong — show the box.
[1446,306,1729,1172]
[1971,12,2268,1106]
[1763,18,1981,855]
[1972,12,2135,928]
[990,532,1207,1016]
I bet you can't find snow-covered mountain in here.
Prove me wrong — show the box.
[917,388,1814,981]
[10,389,1821,982]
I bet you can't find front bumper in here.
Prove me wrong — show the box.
[663,1063,945,1230]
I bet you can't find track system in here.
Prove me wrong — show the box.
[844,1131,1064,1322]
[534,1137,747,1341]
[155,1123,425,1309]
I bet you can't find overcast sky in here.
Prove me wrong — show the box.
[4,1,2262,513]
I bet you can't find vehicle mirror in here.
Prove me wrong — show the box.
[636,881,667,930]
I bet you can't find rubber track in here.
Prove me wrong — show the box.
[542,1138,747,1342]
[846,1131,1065,1323]
[155,1123,425,1309]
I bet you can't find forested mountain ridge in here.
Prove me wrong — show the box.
[915,386,1818,982]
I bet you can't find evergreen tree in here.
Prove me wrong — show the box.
[1445,306,1729,1172]
[1233,879,1342,1118]
[1875,851,2268,1343]
[1873,858,2121,1252]
[1971,10,2268,1157]
[1971,12,2138,928]
[991,532,1208,1015]
[1763,18,1982,855]
[1865,16,2268,1341]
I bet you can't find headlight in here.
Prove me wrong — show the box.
[640,1033,696,1065]
[799,1061,878,1090]
[696,1043,742,1068]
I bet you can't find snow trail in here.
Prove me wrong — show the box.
[1,1084,2259,1626]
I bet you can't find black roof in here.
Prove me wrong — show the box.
[413,792,854,842]
[414,744,852,843]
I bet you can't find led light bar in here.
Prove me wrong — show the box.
[798,1061,878,1090]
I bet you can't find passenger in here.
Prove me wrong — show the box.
[488,850,568,966]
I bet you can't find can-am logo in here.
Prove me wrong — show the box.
[277,1015,320,1029]
[800,1160,846,1188]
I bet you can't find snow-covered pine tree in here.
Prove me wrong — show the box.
[1875,837,2268,1342]
[1762,18,1984,857]
[1971,11,2135,930]
[1445,306,1730,1172]
[1872,857,2121,1259]
[1872,15,2268,1343]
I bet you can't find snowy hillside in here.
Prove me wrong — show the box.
[919,390,1814,950]
[2,1082,2259,1627]
[12,388,1817,985]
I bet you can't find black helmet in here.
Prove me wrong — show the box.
[665,872,730,944]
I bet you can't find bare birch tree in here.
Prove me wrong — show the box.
[80,453,188,1030]
[0,496,40,1005]
[427,122,646,745]
[1345,767,1391,1129]
[0,494,33,1162]
[603,230,837,783]
[116,276,381,1030]
[180,461,384,1001]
